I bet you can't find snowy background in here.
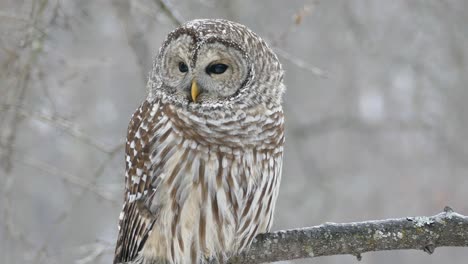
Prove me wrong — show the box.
[1,0,468,263]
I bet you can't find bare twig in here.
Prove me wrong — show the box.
[11,153,120,204]
[1,65,29,172]
[227,207,468,263]
[155,0,184,26]
[1,3,52,262]
[273,46,327,78]
[0,103,124,154]
[75,240,115,264]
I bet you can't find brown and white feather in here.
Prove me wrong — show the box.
[114,19,285,264]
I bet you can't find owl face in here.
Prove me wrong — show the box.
[160,34,250,105]
[150,19,284,112]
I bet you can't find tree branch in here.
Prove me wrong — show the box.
[155,0,184,26]
[227,206,468,263]
[121,207,467,263]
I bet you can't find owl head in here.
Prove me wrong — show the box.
[147,19,285,113]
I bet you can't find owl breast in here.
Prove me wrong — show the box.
[137,99,284,263]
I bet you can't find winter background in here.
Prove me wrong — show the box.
[1,0,468,263]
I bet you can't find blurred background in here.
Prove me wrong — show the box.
[1,0,468,263]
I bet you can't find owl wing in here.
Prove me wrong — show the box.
[235,111,285,251]
[114,199,156,263]
[114,100,160,263]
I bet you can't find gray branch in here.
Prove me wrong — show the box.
[120,207,468,264]
[227,206,468,263]
[155,0,184,26]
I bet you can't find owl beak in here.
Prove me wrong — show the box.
[191,80,200,102]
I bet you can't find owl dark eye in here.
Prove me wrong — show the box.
[207,64,228,75]
[178,62,188,73]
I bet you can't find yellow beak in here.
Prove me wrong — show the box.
[191,80,200,102]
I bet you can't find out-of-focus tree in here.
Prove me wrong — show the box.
[1,1,467,263]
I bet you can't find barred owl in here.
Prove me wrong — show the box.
[114,19,285,264]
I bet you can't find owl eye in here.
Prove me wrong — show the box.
[206,64,228,75]
[178,62,189,73]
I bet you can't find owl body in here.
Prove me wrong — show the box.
[115,19,285,264]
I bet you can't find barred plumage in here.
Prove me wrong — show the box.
[114,19,285,264]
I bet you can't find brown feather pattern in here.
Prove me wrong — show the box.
[114,19,285,264]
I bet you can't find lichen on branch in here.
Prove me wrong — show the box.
[228,207,468,263]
